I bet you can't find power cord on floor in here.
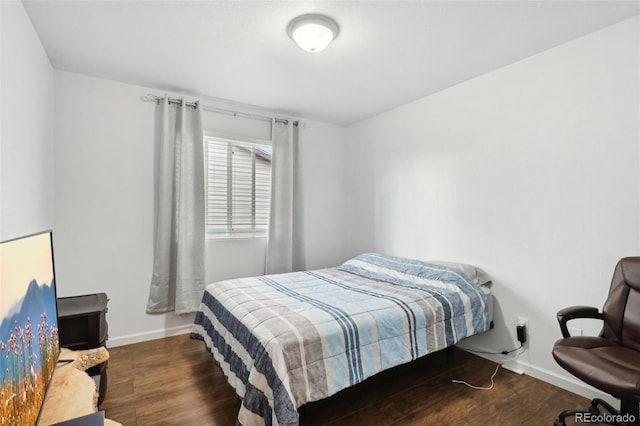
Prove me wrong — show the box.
[451,362,501,390]
[450,346,524,390]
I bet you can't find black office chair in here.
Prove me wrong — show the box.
[552,257,640,426]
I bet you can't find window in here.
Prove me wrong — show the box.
[204,136,272,238]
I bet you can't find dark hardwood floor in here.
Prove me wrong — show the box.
[100,334,592,425]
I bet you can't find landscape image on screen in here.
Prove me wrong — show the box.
[0,232,60,424]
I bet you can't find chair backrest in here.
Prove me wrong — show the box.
[602,257,640,352]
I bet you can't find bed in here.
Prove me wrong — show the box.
[191,252,493,426]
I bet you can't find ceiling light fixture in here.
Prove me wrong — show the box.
[287,14,339,53]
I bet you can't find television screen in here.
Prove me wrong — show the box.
[0,231,60,424]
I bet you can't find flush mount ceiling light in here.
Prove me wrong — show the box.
[287,14,339,53]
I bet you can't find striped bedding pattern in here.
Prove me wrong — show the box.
[191,253,491,426]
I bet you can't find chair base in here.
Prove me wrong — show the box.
[554,398,639,426]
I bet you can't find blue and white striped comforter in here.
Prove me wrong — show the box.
[191,253,491,426]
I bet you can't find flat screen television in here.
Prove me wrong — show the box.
[0,231,60,424]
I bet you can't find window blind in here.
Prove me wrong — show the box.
[205,137,272,237]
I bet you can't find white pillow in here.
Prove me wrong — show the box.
[426,260,492,287]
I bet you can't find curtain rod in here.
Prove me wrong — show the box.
[141,94,294,125]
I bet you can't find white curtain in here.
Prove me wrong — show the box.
[147,96,206,314]
[265,120,305,274]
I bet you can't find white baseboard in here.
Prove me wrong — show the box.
[509,358,617,407]
[501,361,525,375]
[456,344,618,408]
[108,325,193,347]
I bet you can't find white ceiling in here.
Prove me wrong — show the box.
[23,1,640,126]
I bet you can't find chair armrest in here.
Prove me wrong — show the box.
[557,305,603,338]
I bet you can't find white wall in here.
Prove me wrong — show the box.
[53,71,348,346]
[344,16,640,402]
[0,1,54,241]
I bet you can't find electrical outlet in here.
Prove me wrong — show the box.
[517,317,529,330]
